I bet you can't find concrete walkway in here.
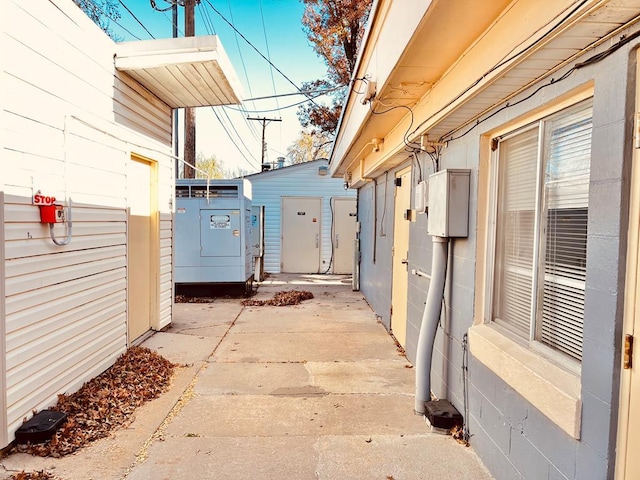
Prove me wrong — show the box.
[1,274,492,480]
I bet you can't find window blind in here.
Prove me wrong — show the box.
[538,103,592,361]
[493,128,539,339]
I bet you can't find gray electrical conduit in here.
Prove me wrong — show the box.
[49,198,73,246]
[414,235,449,414]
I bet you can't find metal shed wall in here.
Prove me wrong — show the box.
[1,0,174,446]
[248,160,357,273]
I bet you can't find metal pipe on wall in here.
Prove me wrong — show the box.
[414,235,449,414]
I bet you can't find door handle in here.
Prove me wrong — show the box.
[335,233,339,249]
[401,259,408,264]
[316,233,319,248]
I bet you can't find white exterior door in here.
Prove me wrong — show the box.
[281,197,321,273]
[391,167,412,348]
[332,198,357,274]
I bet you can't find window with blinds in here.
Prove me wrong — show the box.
[492,99,592,362]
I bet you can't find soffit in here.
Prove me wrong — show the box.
[338,0,640,178]
[114,35,243,108]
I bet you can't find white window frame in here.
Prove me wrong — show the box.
[485,99,592,372]
[470,89,594,439]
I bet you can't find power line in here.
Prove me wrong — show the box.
[197,0,216,35]
[258,0,281,116]
[247,117,282,167]
[224,91,336,114]
[195,1,260,144]
[119,0,155,39]
[202,0,318,106]
[226,0,259,136]
[211,108,260,171]
[86,0,142,39]
[244,85,345,102]
[218,106,260,164]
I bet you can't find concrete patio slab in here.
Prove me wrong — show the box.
[141,331,222,365]
[0,274,492,480]
[233,306,379,333]
[164,394,425,438]
[316,434,492,480]
[127,436,320,480]
[195,362,312,395]
[213,331,402,363]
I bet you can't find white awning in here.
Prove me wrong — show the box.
[115,35,243,108]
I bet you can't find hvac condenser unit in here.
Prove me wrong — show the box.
[175,179,253,290]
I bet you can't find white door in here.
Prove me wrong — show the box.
[332,198,357,274]
[391,167,412,348]
[281,197,321,273]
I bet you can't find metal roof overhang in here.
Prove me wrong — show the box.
[115,35,243,108]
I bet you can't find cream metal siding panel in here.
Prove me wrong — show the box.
[0,192,8,447]
[1,0,174,446]
[249,162,356,273]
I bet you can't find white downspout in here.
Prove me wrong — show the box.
[414,235,449,414]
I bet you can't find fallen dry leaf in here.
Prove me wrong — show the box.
[12,346,176,458]
[10,470,59,480]
[241,290,313,307]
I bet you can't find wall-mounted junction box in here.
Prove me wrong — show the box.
[415,180,428,213]
[427,169,470,238]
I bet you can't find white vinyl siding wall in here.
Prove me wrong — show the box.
[248,161,357,273]
[1,0,174,444]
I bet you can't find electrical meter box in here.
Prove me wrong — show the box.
[427,169,470,237]
[175,179,253,289]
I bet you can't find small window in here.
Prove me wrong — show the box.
[491,99,592,363]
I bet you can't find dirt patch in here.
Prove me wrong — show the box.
[12,346,176,458]
[241,290,314,306]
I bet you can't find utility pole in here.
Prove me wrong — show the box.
[247,117,282,171]
[183,0,197,178]
[172,1,179,178]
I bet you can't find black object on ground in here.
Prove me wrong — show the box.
[424,399,463,430]
[15,411,67,444]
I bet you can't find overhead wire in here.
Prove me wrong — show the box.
[223,93,332,114]
[258,0,281,117]
[224,0,260,141]
[197,0,216,35]
[119,0,156,38]
[202,0,320,107]
[406,0,591,141]
[88,0,142,40]
[218,106,260,165]
[440,27,640,144]
[210,107,260,171]
[258,0,282,162]
[193,2,260,170]
[196,1,261,152]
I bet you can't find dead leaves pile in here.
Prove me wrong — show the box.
[241,290,314,306]
[9,471,59,480]
[174,294,214,303]
[13,346,176,458]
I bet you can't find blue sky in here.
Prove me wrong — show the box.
[111,0,329,174]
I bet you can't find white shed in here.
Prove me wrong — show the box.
[1,0,242,448]
[246,160,357,275]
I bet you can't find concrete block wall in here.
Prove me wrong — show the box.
[398,30,636,480]
[357,173,397,330]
